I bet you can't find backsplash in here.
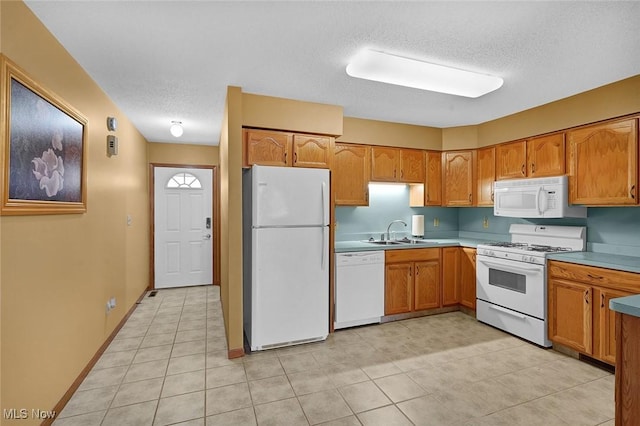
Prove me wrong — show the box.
[336,183,640,256]
[335,184,458,241]
[459,207,640,256]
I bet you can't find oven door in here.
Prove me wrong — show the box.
[476,254,546,319]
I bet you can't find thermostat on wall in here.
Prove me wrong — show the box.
[107,135,118,156]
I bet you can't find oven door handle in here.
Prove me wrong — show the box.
[489,304,527,320]
[478,259,542,274]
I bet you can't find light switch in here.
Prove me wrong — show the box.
[127,214,132,226]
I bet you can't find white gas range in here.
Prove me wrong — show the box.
[476,224,586,347]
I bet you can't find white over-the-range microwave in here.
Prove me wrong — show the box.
[493,175,587,218]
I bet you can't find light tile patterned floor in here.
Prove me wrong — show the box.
[53,286,615,425]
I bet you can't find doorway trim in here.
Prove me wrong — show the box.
[149,163,220,290]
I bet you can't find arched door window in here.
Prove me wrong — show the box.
[166,172,202,189]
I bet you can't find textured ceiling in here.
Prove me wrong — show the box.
[24,1,640,146]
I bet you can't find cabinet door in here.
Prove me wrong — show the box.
[548,278,593,354]
[333,144,370,206]
[595,288,631,365]
[495,140,527,180]
[399,149,425,183]
[371,147,399,182]
[385,263,413,315]
[567,118,638,205]
[414,260,441,311]
[476,147,495,206]
[443,151,475,206]
[244,129,292,167]
[292,135,332,168]
[459,248,476,310]
[441,247,460,306]
[527,133,565,178]
[425,151,442,206]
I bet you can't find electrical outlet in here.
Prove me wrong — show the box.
[109,297,116,309]
[483,216,489,229]
[106,302,111,314]
[433,217,440,227]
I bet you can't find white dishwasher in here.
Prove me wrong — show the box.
[334,251,385,330]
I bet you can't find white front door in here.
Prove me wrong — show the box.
[154,167,213,288]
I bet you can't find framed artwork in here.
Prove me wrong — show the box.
[0,55,87,215]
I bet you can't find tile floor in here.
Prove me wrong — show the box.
[53,286,615,426]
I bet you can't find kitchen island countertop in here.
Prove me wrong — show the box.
[610,293,640,318]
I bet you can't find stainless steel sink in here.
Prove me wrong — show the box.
[365,240,402,245]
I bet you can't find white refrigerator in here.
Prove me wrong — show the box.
[243,165,329,351]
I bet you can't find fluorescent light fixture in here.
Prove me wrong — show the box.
[346,49,503,98]
[170,121,183,138]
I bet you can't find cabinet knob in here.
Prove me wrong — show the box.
[521,164,525,175]
[294,152,298,164]
[284,152,287,163]
[531,163,536,174]
[584,291,590,305]
[468,193,472,202]
[631,185,636,199]
[601,293,605,308]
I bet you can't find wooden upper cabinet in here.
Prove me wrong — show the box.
[399,149,425,183]
[425,151,442,206]
[476,147,495,206]
[292,135,332,168]
[443,150,476,206]
[371,147,399,181]
[371,147,424,183]
[244,129,292,167]
[567,118,638,205]
[527,133,565,178]
[495,140,527,180]
[333,143,370,206]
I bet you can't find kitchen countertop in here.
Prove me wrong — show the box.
[610,293,640,318]
[335,238,491,253]
[548,251,640,274]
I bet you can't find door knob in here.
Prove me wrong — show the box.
[203,234,212,240]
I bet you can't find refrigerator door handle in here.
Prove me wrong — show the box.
[321,227,327,271]
[322,182,329,226]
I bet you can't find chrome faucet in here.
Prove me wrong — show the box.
[386,220,407,241]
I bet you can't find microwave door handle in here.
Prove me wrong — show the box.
[538,187,548,214]
[536,186,543,215]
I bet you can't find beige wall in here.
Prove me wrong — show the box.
[148,142,219,165]
[476,75,640,147]
[339,116,442,150]
[441,125,479,150]
[219,87,244,355]
[0,2,149,423]
[242,93,343,136]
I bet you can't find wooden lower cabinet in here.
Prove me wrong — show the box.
[414,260,441,310]
[548,278,593,354]
[460,248,477,310]
[385,249,440,315]
[615,312,640,425]
[548,260,640,366]
[596,288,631,364]
[441,247,460,306]
[385,263,413,315]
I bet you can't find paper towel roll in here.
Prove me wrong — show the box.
[412,215,425,237]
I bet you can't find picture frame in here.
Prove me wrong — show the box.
[0,55,87,215]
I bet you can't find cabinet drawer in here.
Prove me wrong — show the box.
[385,248,440,263]
[548,261,640,293]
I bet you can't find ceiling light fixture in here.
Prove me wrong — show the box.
[346,49,504,98]
[170,121,183,138]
